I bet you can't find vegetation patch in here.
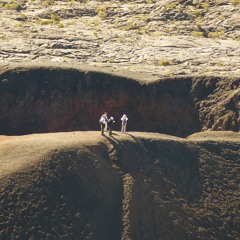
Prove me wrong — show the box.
[159,59,172,66]
[3,2,20,10]
[34,13,64,27]
[191,31,204,37]
[208,31,224,38]
[231,0,240,6]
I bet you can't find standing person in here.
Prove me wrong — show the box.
[121,114,128,133]
[238,117,240,132]
[108,116,115,136]
[99,112,108,135]
[103,112,108,131]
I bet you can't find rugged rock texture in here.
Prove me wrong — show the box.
[0,132,239,240]
[0,1,239,239]
[0,0,240,77]
[0,0,239,134]
[0,65,239,136]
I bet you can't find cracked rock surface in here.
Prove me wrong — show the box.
[0,0,239,77]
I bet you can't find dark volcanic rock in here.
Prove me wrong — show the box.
[0,131,239,240]
[0,65,239,136]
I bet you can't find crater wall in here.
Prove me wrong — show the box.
[0,66,239,136]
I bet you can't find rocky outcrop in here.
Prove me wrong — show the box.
[192,76,240,131]
[0,65,239,136]
[0,0,239,77]
[0,0,239,135]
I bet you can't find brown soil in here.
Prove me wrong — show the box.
[0,131,239,240]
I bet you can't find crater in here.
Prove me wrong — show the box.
[0,65,239,136]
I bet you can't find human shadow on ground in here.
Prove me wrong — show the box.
[103,132,120,145]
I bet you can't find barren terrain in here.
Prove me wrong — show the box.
[0,0,240,240]
[0,0,240,77]
[0,131,240,240]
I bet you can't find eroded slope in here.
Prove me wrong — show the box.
[0,131,239,240]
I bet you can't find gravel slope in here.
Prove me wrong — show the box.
[0,131,239,240]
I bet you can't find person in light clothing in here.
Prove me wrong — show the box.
[121,114,128,133]
[238,117,240,132]
[99,112,108,135]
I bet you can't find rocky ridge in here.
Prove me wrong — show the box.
[0,131,239,240]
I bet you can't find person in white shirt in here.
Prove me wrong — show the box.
[99,112,108,135]
[121,114,128,133]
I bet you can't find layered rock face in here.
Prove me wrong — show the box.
[0,66,239,136]
[0,0,240,77]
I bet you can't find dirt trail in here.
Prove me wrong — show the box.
[0,131,239,240]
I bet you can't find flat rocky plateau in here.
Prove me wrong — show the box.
[0,0,240,77]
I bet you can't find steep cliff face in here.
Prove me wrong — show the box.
[0,66,239,136]
[192,76,240,131]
